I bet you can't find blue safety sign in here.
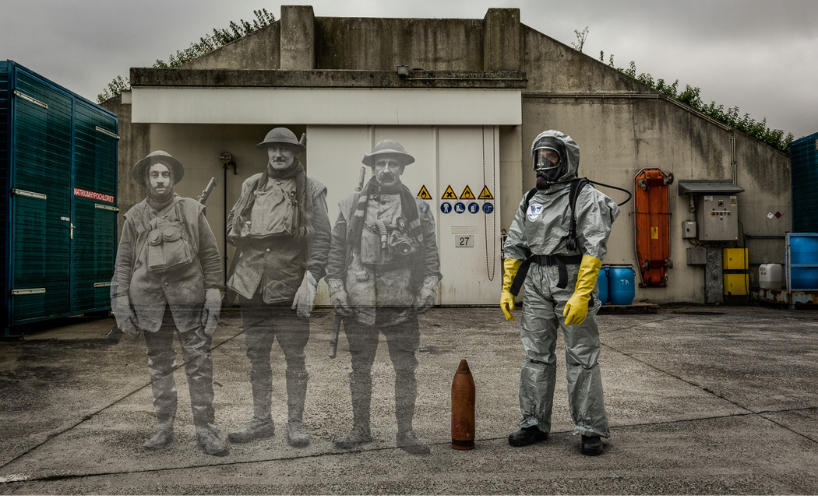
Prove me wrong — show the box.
[418,201,430,214]
[440,202,452,214]
[454,202,466,214]
[467,202,479,214]
[482,202,494,214]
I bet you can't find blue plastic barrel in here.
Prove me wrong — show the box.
[608,265,636,305]
[789,235,818,289]
[597,266,609,305]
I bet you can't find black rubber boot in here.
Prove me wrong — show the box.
[508,426,548,447]
[580,435,603,456]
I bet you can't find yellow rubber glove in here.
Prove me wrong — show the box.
[501,258,523,321]
[563,255,603,325]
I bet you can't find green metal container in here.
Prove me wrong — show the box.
[1,61,119,336]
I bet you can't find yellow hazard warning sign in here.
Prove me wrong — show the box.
[459,185,476,200]
[442,185,458,200]
[477,185,494,200]
[416,185,432,200]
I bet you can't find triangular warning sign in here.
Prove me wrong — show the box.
[441,185,458,200]
[416,185,432,200]
[478,185,494,200]
[459,185,476,200]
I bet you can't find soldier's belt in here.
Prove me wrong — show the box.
[360,261,407,272]
[509,254,583,295]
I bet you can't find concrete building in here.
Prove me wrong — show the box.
[102,6,791,306]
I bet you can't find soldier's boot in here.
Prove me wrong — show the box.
[143,418,175,452]
[395,369,429,455]
[196,424,229,457]
[286,371,310,448]
[228,381,274,443]
[335,371,373,450]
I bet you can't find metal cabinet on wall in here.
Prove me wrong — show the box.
[1,61,119,336]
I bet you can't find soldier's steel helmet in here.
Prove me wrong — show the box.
[132,150,185,186]
[255,127,306,152]
[362,139,415,167]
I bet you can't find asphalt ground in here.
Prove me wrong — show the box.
[1,305,817,494]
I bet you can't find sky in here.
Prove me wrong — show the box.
[2,0,816,140]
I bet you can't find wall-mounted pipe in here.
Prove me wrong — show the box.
[219,152,237,285]
[731,132,737,185]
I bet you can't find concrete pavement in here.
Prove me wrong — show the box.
[1,306,817,494]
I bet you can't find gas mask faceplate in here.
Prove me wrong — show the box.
[534,147,565,189]
[532,136,569,190]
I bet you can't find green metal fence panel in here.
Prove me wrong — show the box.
[11,70,73,322]
[72,101,118,312]
[2,61,118,334]
[1,62,10,330]
[791,132,818,233]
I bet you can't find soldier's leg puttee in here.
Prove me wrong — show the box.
[143,320,178,452]
[228,322,276,444]
[179,325,228,456]
[278,313,311,447]
[384,318,428,455]
[335,320,378,449]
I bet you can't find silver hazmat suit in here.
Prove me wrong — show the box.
[504,130,620,438]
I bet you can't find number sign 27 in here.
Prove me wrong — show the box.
[456,235,475,248]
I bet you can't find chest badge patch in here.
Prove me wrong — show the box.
[527,204,544,221]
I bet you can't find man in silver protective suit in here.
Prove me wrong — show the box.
[225,127,331,448]
[111,151,227,456]
[500,130,620,456]
[326,140,441,455]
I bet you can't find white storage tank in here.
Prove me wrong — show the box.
[759,264,784,290]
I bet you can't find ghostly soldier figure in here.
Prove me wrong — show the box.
[226,128,331,448]
[111,151,227,456]
[326,140,441,455]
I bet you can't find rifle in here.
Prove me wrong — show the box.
[329,167,368,358]
[198,177,217,204]
[328,315,341,359]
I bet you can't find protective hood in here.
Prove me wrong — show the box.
[530,130,580,183]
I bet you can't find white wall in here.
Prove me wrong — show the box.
[307,125,502,306]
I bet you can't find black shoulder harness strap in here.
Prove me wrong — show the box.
[510,178,591,295]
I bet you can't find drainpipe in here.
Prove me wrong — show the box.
[731,131,737,185]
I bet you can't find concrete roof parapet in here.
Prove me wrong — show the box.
[129,68,527,89]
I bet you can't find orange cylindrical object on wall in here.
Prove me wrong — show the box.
[451,359,475,450]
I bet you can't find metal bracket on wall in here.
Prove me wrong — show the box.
[11,288,46,296]
[95,126,120,140]
[13,90,48,110]
[11,188,47,200]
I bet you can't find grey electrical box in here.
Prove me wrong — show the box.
[696,195,739,241]
[682,221,697,239]
[686,246,707,265]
